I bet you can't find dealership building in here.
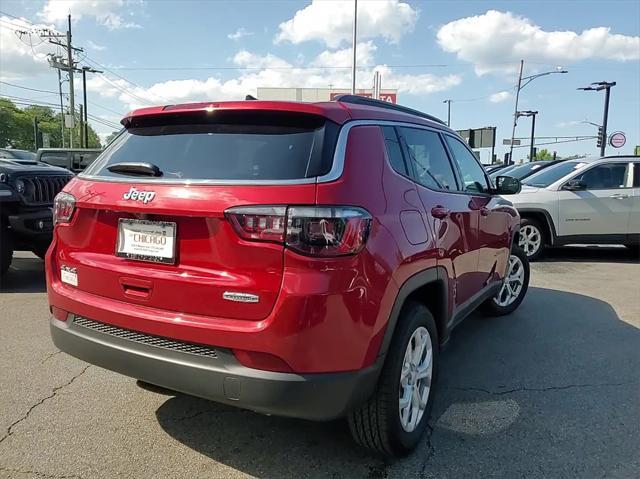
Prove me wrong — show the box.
[257,87,398,104]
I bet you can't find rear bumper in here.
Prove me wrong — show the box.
[50,316,381,421]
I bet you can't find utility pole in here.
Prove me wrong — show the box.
[508,60,524,165]
[66,15,75,148]
[351,0,358,94]
[443,99,452,127]
[42,15,83,148]
[33,117,39,151]
[56,68,65,147]
[79,104,84,148]
[82,66,103,147]
[578,81,616,156]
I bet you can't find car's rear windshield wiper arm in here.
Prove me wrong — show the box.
[107,162,163,177]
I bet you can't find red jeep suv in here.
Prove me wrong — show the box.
[47,96,528,456]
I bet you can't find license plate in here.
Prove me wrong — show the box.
[116,219,177,264]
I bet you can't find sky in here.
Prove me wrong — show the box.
[1,0,639,162]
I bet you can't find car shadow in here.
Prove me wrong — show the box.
[538,245,639,264]
[155,287,640,478]
[0,253,46,293]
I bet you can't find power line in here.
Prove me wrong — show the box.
[0,80,64,95]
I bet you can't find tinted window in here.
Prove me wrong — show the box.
[8,150,36,160]
[397,127,457,190]
[524,161,587,187]
[86,119,330,181]
[444,135,490,193]
[40,152,69,168]
[71,152,100,170]
[381,126,407,176]
[634,163,640,187]
[575,163,629,190]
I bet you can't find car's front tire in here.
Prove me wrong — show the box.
[0,226,13,277]
[482,246,530,316]
[518,218,545,260]
[348,302,438,457]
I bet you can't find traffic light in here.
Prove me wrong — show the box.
[597,126,604,148]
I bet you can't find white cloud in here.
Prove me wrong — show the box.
[39,0,141,30]
[555,120,582,128]
[86,40,107,51]
[276,0,418,48]
[489,91,512,103]
[437,10,640,75]
[228,27,254,41]
[86,43,461,111]
[0,16,58,80]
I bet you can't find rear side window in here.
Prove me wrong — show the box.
[397,127,458,191]
[634,163,640,187]
[575,163,629,190]
[444,135,490,194]
[381,126,407,176]
[85,112,338,181]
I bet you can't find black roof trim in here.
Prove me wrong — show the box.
[334,95,447,126]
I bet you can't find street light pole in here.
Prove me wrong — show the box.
[578,81,616,157]
[508,60,524,165]
[508,61,568,164]
[443,99,452,127]
[351,0,358,95]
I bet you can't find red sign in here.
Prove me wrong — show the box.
[330,92,397,104]
[609,132,626,148]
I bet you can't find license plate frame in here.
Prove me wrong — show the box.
[115,218,177,265]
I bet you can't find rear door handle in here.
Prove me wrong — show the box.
[610,193,630,199]
[431,206,451,219]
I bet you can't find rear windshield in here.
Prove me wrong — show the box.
[84,112,338,181]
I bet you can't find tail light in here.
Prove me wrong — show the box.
[53,192,76,224]
[225,205,371,257]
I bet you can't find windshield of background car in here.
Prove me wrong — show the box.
[9,150,36,160]
[523,161,587,187]
[84,111,337,181]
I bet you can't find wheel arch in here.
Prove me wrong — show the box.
[378,267,449,359]
[518,208,557,245]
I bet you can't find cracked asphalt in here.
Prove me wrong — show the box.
[1,247,639,478]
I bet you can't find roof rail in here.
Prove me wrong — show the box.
[333,94,447,126]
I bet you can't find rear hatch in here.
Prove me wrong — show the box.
[55,107,341,321]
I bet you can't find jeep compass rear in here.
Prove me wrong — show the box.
[48,98,528,456]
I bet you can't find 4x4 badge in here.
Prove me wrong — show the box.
[123,187,155,204]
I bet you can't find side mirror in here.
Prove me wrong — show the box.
[562,179,587,191]
[494,175,522,195]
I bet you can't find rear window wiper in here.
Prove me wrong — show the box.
[107,162,163,177]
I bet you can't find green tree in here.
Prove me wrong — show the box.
[534,148,553,161]
[0,98,101,150]
[103,130,121,146]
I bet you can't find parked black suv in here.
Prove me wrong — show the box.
[0,157,73,276]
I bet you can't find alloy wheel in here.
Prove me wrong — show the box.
[518,225,542,257]
[493,254,526,307]
[399,326,433,433]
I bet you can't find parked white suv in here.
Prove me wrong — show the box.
[502,156,639,259]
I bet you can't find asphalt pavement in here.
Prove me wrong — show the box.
[1,247,639,478]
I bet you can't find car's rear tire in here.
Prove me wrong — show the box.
[518,218,545,261]
[31,242,49,260]
[1,226,13,277]
[348,302,438,457]
[624,244,639,259]
[481,246,530,316]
